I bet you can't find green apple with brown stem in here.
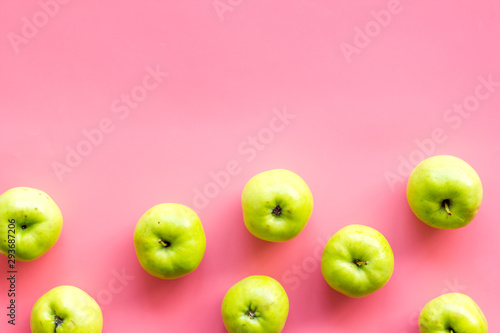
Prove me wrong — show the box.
[419,293,488,332]
[134,203,206,279]
[407,155,483,229]
[221,275,289,333]
[321,224,394,297]
[241,169,313,242]
[31,285,103,333]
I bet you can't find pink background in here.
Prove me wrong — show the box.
[1,0,500,332]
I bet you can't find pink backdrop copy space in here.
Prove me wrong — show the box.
[1,0,500,332]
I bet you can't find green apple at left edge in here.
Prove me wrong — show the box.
[134,203,206,279]
[0,187,63,261]
[31,285,103,333]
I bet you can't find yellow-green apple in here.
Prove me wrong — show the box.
[0,187,63,261]
[221,275,289,333]
[241,169,313,242]
[321,224,394,297]
[419,293,488,332]
[407,155,483,229]
[134,203,206,279]
[30,285,103,333]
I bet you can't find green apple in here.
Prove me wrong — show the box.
[0,187,63,261]
[241,169,313,242]
[321,224,394,297]
[407,155,483,229]
[31,285,103,333]
[419,293,488,332]
[134,203,206,279]
[221,275,289,333]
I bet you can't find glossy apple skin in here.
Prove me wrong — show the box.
[419,293,488,333]
[134,203,206,279]
[407,155,483,229]
[221,275,289,333]
[241,169,313,242]
[321,224,394,298]
[0,187,63,261]
[31,285,103,333]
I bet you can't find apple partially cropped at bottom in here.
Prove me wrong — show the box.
[221,275,289,333]
[241,169,313,242]
[321,224,394,297]
[0,187,63,261]
[407,155,483,229]
[419,293,488,332]
[31,285,103,333]
[134,203,206,279]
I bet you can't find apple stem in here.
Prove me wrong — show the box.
[353,259,369,267]
[158,239,170,247]
[54,315,63,327]
[443,200,452,215]
[272,205,282,217]
[247,309,256,319]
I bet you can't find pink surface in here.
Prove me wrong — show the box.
[1,0,500,332]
